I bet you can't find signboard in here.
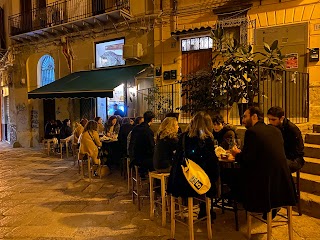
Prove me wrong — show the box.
[285,53,298,69]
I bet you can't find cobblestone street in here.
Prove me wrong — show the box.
[0,142,319,240]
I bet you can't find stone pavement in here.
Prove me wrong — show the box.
[0,142,319,240]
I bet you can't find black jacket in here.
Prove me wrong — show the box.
[59,125,72,139]
[153,136,178,170]
[118,124,134,156]
[167,132,220,198]
[129,122,155,169]
[213,125,236,150]
[280,118,305,166]
[235,122,296,213]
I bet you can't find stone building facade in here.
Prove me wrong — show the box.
[0,0,319,147]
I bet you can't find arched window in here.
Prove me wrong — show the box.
[39,55,55,87]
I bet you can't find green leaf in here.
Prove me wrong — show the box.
[270,40,278,51]
[263,42,271,53]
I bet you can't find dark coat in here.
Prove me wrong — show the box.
[235,121,296,213]
[118,124,134,156]
[129,122,155,170]
[167,132,220,198]
[59,125,72,139]
[213,125,236,150]
[280,118,305,166]
[153,136,178,170]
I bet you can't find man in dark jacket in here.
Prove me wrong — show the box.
[232,107,296,215]
[267,106,305,173]
[129,111,155,177]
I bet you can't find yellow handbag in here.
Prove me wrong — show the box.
[181,158,211,195]
[180,134,211,195]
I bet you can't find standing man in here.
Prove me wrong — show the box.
[231,107,296,217]
[129,111,155,178]
[267,106,305,173]
[113,103,125,117]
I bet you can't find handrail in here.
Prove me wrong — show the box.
[9,0,130,36]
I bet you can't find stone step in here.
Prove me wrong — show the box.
[302,157,320,176]
[293,172,320,196]
[299,191,320,219]
[304,143,320,159]
[305,133,320,145]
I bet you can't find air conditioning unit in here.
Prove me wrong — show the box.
[123,43,143,60]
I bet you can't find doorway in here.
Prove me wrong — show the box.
[80,98,96,120]
[43,99,55,132]
[20,0,32,33]
[181,49,212,106]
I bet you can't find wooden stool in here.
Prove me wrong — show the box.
[127,158,131,193]
[43,139,54,156]
[72,143,79,166]
[60,138,70,159]
[78,154,102,182]
[131,165,149,211]
[149,171,170,226]
[170,196,212,240]
[247,206,293,240]
[295,170,302,215]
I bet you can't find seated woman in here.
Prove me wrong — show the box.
[153,117,179,173]
[105,115,120,139]
[79,120,102,165]
[212,114,236,150]
[94,116,105,135]
[73,118,88,145]
[167,112,220,218]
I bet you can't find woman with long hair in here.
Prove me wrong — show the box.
[94,116,105,134]
[105,115,120,139]
[79,120,102,165]
[73,118,88,144]
[153,117,179,173]
[167,112,220,217]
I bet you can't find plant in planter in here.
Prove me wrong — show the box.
[179,27,284,120]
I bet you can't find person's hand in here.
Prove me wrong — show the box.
[230,146,241,156]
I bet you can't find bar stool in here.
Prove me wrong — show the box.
[247,206,293,240]
[72,143,79,166]
[43,139,54,156]
[131,165,149,211]
[149,171,170,226]
[78,154,102,182]
[170,195,212,240]
[127,158,131,193]
[295,170,302,215]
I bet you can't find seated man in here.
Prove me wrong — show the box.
[129,111,155,178]
[232,107,296,219]
[267,106,305,173]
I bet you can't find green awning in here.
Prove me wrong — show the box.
[28,64,150,99]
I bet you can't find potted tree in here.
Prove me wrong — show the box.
[179,27,284,122]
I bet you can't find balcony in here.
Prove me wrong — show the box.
[9,0,131,43]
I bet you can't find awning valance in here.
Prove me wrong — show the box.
[28,64,150,99]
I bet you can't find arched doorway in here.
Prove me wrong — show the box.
[38,54,56,130]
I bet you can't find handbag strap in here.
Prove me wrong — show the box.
[88,131,99,147]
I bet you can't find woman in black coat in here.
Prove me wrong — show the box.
[118,117,134,157]
[153,117,179,173]
[167,112,220,199]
